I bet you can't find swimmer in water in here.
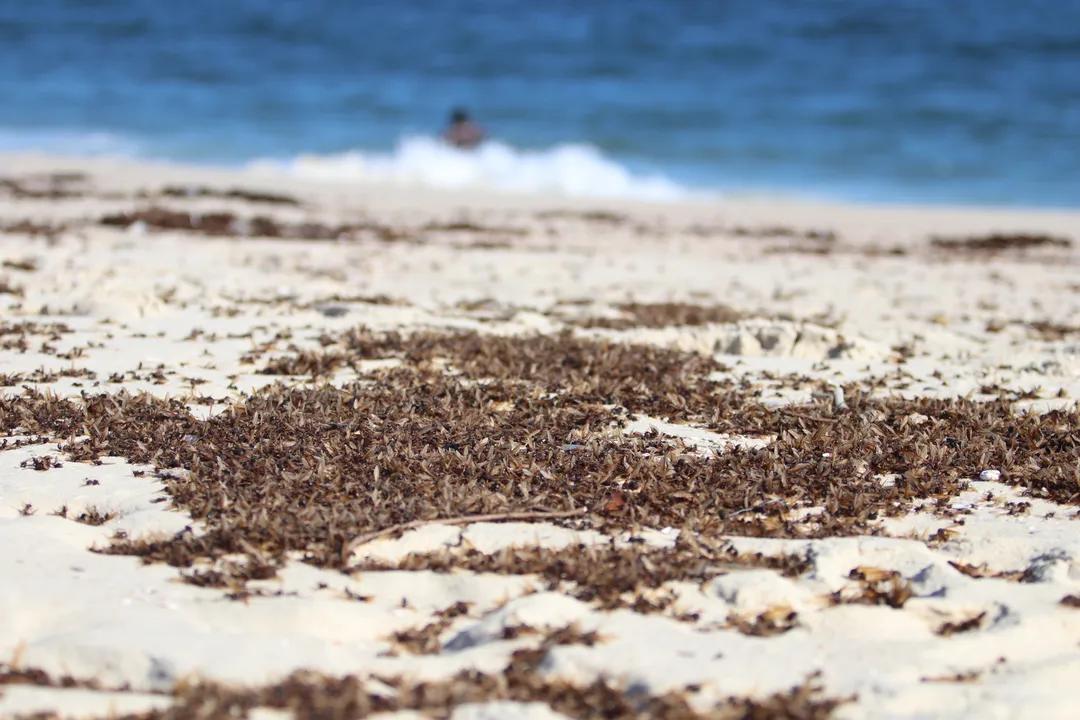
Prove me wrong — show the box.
[442,108,486,149]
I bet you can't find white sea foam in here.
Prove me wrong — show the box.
[0,128,700,201]
[248,136,694,200]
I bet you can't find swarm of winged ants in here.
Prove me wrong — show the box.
[2,169,1080,718]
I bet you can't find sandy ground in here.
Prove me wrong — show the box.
[2,153,1080,718]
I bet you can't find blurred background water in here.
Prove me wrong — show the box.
[0,0,1077,204]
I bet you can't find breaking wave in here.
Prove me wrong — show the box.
[248,136,695,201]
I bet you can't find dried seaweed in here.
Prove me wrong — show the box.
[73,507,118,526]
[575,302,745,330]
[2,258,39,272]
[158,185,301,206]
[931,233,1071,252]
[0,277,24,297]
[0,662,847,719]
[2,331,1078,599]
[727,606,800,637]
[0,219,67,238]
[359,540,811,614]
[0,173,89,200]
[99,207,417,243]
[422,220,527,236]
[536,210,630,225]
[831,568,915,609]
[935,612,986,637]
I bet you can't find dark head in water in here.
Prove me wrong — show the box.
[443,107,486,150]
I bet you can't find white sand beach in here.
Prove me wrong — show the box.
[3,153,1080,719]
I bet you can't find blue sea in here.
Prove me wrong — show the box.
[1,1,1078,205]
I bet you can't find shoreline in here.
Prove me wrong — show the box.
[2,152,1080,718]
[5,150,1080,223]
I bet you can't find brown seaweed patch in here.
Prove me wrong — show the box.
[73,506,119,526]
[931,233,1071,252]
[4,331,1080,600]
[678,224,837,242]
[158,185,302,206]
[575,302,745,330]
[100,207,420,243]
[947,561,1026,583]
[727,605,800,637]
[423,220,528,236]
[0,172,89,200]
[0,661,848,719]
[385,602,475,656]
[1021,320,1080,341]
[536,209,631,225]
[935,612,987,637]
[1,368,97,385]
[0,219,67,238]
[0,321,74,353]
[386,617,598,658]
[2,258,39,272]
[359,540,812,615]
[830,567,914,609]
[763,245,834,257]
[260,349,349,378]
[19,454,61,471]
[302,293,403,308]
[727,226,837,242]
[0,277,23,297]
[459,239,515,250]
[0,666,104,691]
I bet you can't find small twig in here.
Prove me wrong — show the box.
[728,499,790,518]
[344,507,589,559]
[777,409,837,424]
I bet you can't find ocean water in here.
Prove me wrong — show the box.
[0,0,1078,205]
